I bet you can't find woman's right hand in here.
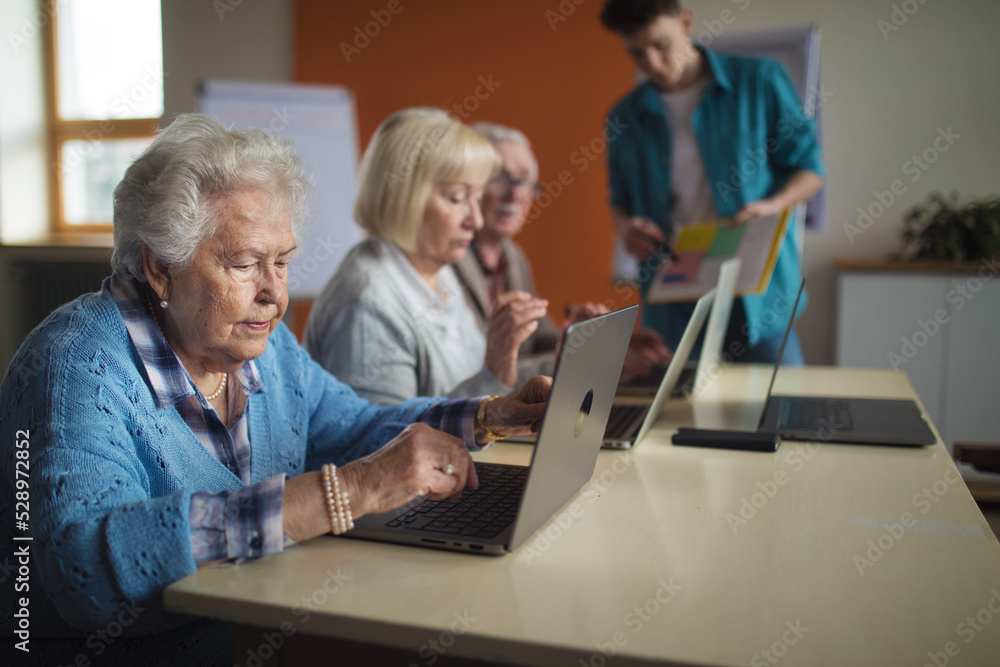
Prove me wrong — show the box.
[338,422,477,518]
[485,290,549,387]
[282,423,478,543]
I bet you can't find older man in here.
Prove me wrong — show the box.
[455,122,671,386]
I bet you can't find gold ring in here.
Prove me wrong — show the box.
[443,463,456,476]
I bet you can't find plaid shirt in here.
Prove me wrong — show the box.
[110,276,487,564]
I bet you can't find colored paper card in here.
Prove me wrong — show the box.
[660,251,704,284]
[645,210,790,303]
[708,224,745,257]
[674,223,717,253]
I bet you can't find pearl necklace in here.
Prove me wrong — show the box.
[143,288,227,402]
[204,372,227,400]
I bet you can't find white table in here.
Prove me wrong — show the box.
[165,366,1000,666]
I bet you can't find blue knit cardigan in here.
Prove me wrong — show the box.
[0,282,440,652]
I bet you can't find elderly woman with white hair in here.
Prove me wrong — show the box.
[0,114,547,664]
[304,109,549,404]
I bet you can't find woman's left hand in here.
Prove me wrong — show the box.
[479,375,552,441]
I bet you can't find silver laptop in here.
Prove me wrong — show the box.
[602,288,715,449]
[617,257,740,397]
[348,305,638,555]
[693,257,740,393]
[511,291,714,450]
[757,278,937,446]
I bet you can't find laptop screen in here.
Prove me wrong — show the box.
[756,277,807,430]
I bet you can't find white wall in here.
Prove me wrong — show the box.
[161,0,292,121]
[685,0,1000,363]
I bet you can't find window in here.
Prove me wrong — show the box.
[45,0,163,231]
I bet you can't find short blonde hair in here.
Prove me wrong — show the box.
[354,108,500,252]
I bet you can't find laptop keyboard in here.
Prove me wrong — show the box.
[604,403,648,440]
[619,366,696,396]
[386,463,527,539]
[780,398,854,431]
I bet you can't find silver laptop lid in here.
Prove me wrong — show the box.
[631,288,716,446]
[508,305,637,551]
[694,257,741,393]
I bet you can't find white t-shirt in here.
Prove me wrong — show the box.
[661,80,717,229]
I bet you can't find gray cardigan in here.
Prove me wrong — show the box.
[304,238,510,404]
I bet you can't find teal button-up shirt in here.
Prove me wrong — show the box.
[606,46,824,348]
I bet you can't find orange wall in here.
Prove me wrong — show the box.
[293,0,641,321]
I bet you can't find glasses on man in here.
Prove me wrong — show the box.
[486,170,542,199]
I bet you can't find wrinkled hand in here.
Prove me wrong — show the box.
[622,217,665,260]
[338,423,478,518]
[485,291,549,387]
[622,328,673,377]
[732,199,781,225]
[480,375,552,441]
[564,302,610,325]
[555,303,611,360]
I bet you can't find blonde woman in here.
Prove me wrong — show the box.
[305,109,549,404]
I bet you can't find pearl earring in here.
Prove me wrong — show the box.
[160,300,168,309]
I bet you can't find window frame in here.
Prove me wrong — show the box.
[43,3,161,234]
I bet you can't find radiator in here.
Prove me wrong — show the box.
[5,260,111,345]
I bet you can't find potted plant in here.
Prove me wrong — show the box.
[897,192,1000,262]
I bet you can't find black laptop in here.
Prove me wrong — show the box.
[757,278,937,446]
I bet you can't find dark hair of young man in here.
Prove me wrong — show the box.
[599,0,682,35]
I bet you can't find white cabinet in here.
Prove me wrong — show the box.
[836,261,1000,451]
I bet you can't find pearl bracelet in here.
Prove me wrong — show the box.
[322,463,354,535]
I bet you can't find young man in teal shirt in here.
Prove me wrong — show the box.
[600,0,825,364]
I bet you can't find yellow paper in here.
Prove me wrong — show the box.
[674,222,718,253]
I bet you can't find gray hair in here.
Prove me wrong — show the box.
[111,113,311,282]
[471,122,532,149]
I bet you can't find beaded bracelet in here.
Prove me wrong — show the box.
[321,463,354,535]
